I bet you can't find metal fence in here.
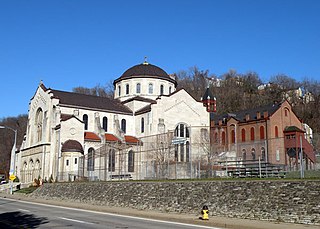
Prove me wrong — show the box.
[72,130,320,181]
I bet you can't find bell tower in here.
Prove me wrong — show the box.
[201,87,216,113]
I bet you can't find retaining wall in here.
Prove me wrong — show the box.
[31,180,320,225]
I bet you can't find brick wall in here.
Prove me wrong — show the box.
[31,180,320,225]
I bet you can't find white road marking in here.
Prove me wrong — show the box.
[59,217,94,225]
[1,197,222,229]
[18,208,30,212]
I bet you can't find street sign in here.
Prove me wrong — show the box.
[9,174,16,181]
[172,138,186,145]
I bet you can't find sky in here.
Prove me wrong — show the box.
[0,0,319,118]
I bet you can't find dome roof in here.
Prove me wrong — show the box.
[61,140,84,153]
[121,63,169,78]
[114,62,176,85]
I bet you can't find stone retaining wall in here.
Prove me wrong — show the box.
[31,180,320,225]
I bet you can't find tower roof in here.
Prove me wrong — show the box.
[113,62,176,85]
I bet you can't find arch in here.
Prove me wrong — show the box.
[251,148,256,160]
[174,123,190,138]
[180,143,184,162]
[83,114,88,130]
[242,149,247,161]
[160,84,164,95]
[128,150,134,172]
[174,145,178,161]
[250,127,255,141]
[186,141,190,162]
[275,126,279,138]
[121,119,126,133]
[103,116,108,132]
[260,126,265,140]
[231,130,235,143]
[108,149,116,172]
[36,108,43,142]
[87,148,95,171]
[148,83,153,94]
[222,131,226,145]
[214,132,218,143]
[141,117,144,133]
[241,128,246,142]
[284,108,289,117]
[261,147,266,161]
[125,84,129,95]
[61,140,84,153]
[136,83,141,94]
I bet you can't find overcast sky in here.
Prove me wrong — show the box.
[1,0,319,118]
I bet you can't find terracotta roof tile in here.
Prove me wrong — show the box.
[105,133,121,142]
[84,132,101,141]
[124,135,140,144]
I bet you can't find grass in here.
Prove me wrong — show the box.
[14,186,39,194]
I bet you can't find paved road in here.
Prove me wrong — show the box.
[0,197,220,229]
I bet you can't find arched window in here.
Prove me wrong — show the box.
[261,147,266,161]
[241,129,246,142]
[141,117,144,133]
[128,150,134,172]
[251,148,256,160]
[260,126,265,140]
[250,127,255,141]
[284,108,289,117]
[242,149,247,161]
[186,141,190,162]
[103,117,108,132]
[275,126,279,138]
[126,84,129,95]
[87,148,95,171]
[169,86,172,94]
[214,132,218,143]
[121,119,126,133]
[83,114,88,130]
[136,83,141,93]
[36,108,43,142]
[118,86,121,96]
[160,84,164,95]
[174,124,189,138]
[174,145,178,161]
[222,131,226,145]
[180,143,184,162]
[231,130,235,143]
[108,149,115,172]
[148,83,153,94]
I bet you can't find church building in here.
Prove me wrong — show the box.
[16,61,210,183]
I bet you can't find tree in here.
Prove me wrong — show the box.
[73,81,114,98]
[0,115,28,177]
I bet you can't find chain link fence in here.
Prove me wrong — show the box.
[72,129,319,181]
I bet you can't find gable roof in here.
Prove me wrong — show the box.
[211,102,281,124]
[49,89,132,114]
[121,96,157,105]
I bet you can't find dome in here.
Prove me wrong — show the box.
[121,63,169,78]
[114,62,176,85]
[61,140,84,153]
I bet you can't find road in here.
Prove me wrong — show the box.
[0,197,220,229]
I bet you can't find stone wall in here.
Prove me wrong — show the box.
[31,180,320,225]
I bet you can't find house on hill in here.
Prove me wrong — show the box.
[210,100,316,176]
